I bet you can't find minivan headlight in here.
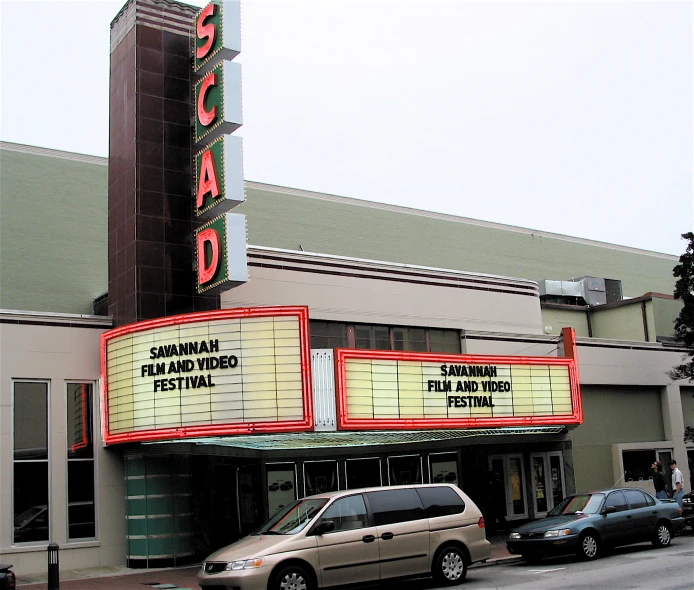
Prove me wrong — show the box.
[225,558,264,570]
[543,529,571,537]
[508,532,520,539]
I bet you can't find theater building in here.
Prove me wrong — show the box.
[0,0,692,577]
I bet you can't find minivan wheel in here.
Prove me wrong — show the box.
[272,564,313,590]
[652,522,672,548]
[578,532,600,561]
[433,546,468,586]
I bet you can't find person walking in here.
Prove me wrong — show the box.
[651,461,669,500]
[668,459,685,507]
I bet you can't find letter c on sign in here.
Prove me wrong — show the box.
[196,3,217,60]
[197,228,221,285]
[197,73,218,127]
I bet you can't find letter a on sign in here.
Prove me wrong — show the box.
[197,149,221,208]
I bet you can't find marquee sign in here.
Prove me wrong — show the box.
[192,1,247,294]
[101,307,313,444]
[335,330,581,430]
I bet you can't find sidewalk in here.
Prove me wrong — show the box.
[16,533,518,589]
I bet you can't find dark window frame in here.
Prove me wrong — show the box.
[66,382,97,541]
[310,321,460,354]
[13,380,50,545]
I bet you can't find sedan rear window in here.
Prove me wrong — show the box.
[548,493,604,516]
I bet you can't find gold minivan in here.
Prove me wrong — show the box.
[198,484,491,590]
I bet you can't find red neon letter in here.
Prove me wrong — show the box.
[196,3,217,60]
[197,73,218,127]
[197,228,221,284]
[197,149,221,208]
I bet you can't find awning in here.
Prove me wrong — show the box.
[143,426,566,451]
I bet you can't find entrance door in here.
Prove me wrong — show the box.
[489,454,528,520]
[530,452,566,517]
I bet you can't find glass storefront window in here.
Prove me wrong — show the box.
[429,453,458,485]
[303,461,338,496]
[388,455,423,485]
[345,458,381,489]
[266,463,297,517]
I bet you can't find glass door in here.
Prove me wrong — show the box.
[531,452,566,517]
[548,452,566,508]
[489,454,528,520]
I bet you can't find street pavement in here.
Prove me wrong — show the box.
[16,530,693,589]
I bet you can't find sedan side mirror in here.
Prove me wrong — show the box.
[602,505,617,515]
[315,520,335,535]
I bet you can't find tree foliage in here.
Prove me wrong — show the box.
[669,232,694,382]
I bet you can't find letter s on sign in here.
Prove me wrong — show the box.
[196,3,217,60]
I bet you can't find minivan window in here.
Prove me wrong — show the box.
[318,495,368,532]
[416,486,465,518]
[255,498,327,535]
[367,488,425,526]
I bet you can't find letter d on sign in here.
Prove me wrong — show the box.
[197,228,221,284]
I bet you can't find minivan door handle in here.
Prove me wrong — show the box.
[362,535,376,543]
[381,532,394,540]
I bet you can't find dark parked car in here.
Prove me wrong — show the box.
[507,488,685,562]
[0,564,15,590]
[682,490,694,528]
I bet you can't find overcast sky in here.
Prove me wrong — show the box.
[1,0,692,255]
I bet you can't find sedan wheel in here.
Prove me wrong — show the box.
[578,532,600,560]
[652,522,672,548]
[434,546,468,586]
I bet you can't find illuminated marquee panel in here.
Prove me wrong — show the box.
[101,307,313,444]
[335,348,581,430]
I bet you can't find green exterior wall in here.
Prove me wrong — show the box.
[590,302,647,341]
[571,387,664,491]
[540,307,590,338]
[0,148,108,314]
[682,387,694,431]
[0,144,679,316]
[652,297,682,340]
[239,185,678,299]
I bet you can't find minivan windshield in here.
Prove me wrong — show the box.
[548,493,604,516]
[254,498,328,536]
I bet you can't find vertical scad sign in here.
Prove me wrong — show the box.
[193,1,248,294]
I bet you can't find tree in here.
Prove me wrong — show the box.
[669,232,694,383]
